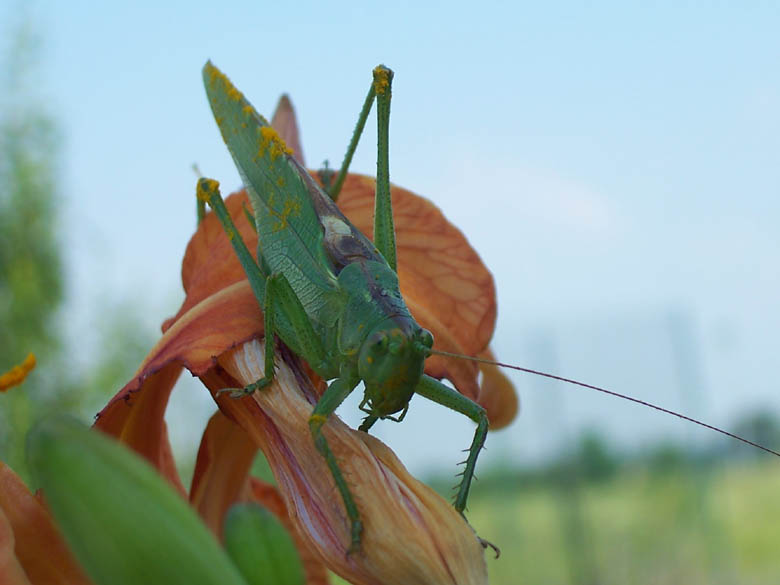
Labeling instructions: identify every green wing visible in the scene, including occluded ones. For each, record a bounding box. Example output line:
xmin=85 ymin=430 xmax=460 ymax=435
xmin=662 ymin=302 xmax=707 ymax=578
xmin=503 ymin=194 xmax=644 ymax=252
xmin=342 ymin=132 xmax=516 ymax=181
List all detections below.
xmin=203 ymin=62 xmax=342 ymax=326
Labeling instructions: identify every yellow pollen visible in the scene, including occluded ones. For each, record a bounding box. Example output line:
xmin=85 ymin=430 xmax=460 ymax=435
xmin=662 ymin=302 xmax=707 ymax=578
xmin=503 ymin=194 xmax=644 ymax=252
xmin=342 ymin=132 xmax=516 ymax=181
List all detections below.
xmin=373 ymin=66 xmax=391 ymax=95
xmin=196 ymin=178 xmax=220 ymax=202
xmin=206 ymin=64 xmax=220 ymax=86
xmin=226 ymin=85 xmax=243 ymax=102
xmin=0 ymin=353 xmax=37 ymax=392
xmin=270 ymin=198 xmax=302 ymax=232
xmin=258 ymin=126 xmax=293 ymax=161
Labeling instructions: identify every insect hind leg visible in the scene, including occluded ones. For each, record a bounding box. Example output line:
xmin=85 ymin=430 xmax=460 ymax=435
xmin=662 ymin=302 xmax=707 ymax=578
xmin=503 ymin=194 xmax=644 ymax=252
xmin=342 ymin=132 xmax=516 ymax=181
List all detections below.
xmin=414 ymin=375 xmax=489 ymax=514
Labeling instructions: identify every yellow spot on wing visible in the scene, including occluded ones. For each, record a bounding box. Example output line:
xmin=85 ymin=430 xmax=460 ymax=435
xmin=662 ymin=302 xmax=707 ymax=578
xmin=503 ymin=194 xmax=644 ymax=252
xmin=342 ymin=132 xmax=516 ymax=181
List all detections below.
xmin=0 ymin=353 xmax=36 ymax=392
xmin=206 ymin=64 xmax=220 ymax=86
xmin=227 ymin=85 xmax=243 ymax=102
xmin=269 ymin=197 xmax=302 ymax=232
xmin=208 ymin=64 xmax=244 ymax=103
xmin=258 ymin=126 xmax=293 ymax=161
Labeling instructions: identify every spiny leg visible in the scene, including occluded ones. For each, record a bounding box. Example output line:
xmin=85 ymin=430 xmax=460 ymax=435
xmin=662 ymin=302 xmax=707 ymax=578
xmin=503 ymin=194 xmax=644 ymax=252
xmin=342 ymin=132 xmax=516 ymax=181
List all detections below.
xmin=198 ymin=178 xmax=273 ymax=398
xmin=414 ymin=375 xmax=488 ymax=514
xmin=329 ymin=70 xmax=382 ymax=201
xmin=196 ymin=178 xmax=267 ymax=305
xmin=326 ymin=65 xmax=397 ymax=267
xmin=308 ymin=368 xmax=362 ymax=552
xmin=371 ymin=66 xmax=397 ymax=271
xmin=318 ymin=160 xmax=335 ymax=193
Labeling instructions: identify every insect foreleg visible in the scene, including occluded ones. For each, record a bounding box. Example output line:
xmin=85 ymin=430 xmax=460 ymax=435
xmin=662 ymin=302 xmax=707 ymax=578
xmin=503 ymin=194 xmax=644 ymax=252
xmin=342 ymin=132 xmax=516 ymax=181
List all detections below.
xmin=221 ymin=273 xmax=280 ymax=398
xmin=308 ymin=368 xmax=362 ymax=552
xmin=358 ymin=414 xmax=379 ymax=433
xmin=414 ymin=375 xmax=489 ymax=514
xmin=196 ymin=178 xmax=268 ymax=304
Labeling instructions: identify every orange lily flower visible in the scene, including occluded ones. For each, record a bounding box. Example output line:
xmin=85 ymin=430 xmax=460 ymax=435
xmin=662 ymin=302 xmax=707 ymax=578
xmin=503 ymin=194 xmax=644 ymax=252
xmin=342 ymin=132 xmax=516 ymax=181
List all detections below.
xmin=0 ymin=462 xmax=93 ymax=585
xmin=0 ymin=373 xmax=325 ymax=584
xmin=91 ymin=97 xmax=518 ymax=584
xmin=1 ymin=357 xmax=92 ymax=585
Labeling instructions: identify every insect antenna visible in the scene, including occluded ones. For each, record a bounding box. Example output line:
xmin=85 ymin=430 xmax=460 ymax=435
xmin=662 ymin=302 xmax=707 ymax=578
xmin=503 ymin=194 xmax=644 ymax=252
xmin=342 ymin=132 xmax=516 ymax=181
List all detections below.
xmin=429 ymin=348 xmax=780 ymax=458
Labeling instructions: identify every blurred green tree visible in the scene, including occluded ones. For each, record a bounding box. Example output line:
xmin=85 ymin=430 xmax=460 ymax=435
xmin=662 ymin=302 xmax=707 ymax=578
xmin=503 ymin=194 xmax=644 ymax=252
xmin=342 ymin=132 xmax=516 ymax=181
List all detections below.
xmin=0 ymin=13 xmax=154 ymax=483
xmin=0 ymin=16 xmax=65 ymax=479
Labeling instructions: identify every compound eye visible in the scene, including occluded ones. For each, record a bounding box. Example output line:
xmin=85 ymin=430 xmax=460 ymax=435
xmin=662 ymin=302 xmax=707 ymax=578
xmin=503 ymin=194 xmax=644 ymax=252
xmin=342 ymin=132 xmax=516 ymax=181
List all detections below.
xmin=419 ymin=329 xmax=434 ymax=349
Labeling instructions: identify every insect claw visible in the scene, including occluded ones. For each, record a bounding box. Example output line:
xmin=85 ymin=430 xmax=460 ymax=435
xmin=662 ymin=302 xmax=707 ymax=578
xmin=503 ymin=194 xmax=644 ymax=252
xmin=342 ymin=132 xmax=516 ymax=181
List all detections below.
xmin=215 ymin=387 xmax=241 ymax=398
xmin=479 ymin=537 xmax=501 ymax=559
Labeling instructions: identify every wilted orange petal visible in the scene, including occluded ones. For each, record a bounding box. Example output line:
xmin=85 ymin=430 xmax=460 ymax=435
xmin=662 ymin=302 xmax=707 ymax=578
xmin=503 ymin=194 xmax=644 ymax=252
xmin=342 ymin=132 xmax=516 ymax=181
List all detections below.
xmin=95 ymin=280 xmax=264 ymax=488
xmin=93 ymin=361 xmax=184 ymax=494
xmin=0 ymin=507 xmax=32 ymax=585
xmin=0 ymin=463 xmax=92 ymax=585
xmin=190 ymin=411 xmax=329 ymax=584
xmin=168 ymin=194 xmax=260 ymax=329
xmin=206 ymin=340 xmax=487 ymax=585
xmin=190 ymin=410 xmax=259 ymax=536
xmin=476 ymin=348 xmax=519 ymax=430
xmin=248 ymin=479 xmax=330 ymax=585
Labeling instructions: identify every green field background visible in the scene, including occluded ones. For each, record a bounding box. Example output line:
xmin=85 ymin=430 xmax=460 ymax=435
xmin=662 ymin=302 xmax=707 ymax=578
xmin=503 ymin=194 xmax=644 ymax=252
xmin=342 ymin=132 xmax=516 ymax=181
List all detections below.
xmin=465 ymin=461 xmax=780 ymax=585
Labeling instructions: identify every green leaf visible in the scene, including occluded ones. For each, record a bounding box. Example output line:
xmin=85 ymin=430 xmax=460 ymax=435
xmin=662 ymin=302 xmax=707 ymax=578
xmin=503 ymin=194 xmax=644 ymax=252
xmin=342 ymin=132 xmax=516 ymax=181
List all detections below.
xmin=223 ymin=502 xmax=305 ymax=585
xmin=26 ymin=417 xmax=248 ymax=585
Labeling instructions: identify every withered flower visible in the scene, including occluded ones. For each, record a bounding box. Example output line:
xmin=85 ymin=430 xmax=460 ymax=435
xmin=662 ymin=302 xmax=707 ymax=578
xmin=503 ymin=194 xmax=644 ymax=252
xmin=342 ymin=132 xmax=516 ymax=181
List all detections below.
xmin=91 ymin=98 xmax=517 ymax=584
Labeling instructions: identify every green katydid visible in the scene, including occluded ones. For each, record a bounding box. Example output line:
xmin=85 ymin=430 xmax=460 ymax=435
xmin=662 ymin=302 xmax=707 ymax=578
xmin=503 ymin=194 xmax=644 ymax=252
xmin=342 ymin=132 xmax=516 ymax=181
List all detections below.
xmin=196 ymin=61 xmax=780 ymax=555
xmin=197 ymin=62 xmax=489 ymax=552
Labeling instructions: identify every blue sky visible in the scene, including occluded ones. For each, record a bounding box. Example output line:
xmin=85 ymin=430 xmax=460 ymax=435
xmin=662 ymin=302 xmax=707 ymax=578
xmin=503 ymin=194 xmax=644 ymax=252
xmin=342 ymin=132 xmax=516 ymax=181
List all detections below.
xmin=3 ymin=1 xmax=779 ymax=472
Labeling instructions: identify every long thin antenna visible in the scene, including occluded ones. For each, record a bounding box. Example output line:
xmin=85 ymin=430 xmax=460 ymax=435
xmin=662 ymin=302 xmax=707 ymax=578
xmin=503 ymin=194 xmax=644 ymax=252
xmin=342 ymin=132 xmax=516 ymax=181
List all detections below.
xmin=430 ymin=348 xmax=780 ymax=458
